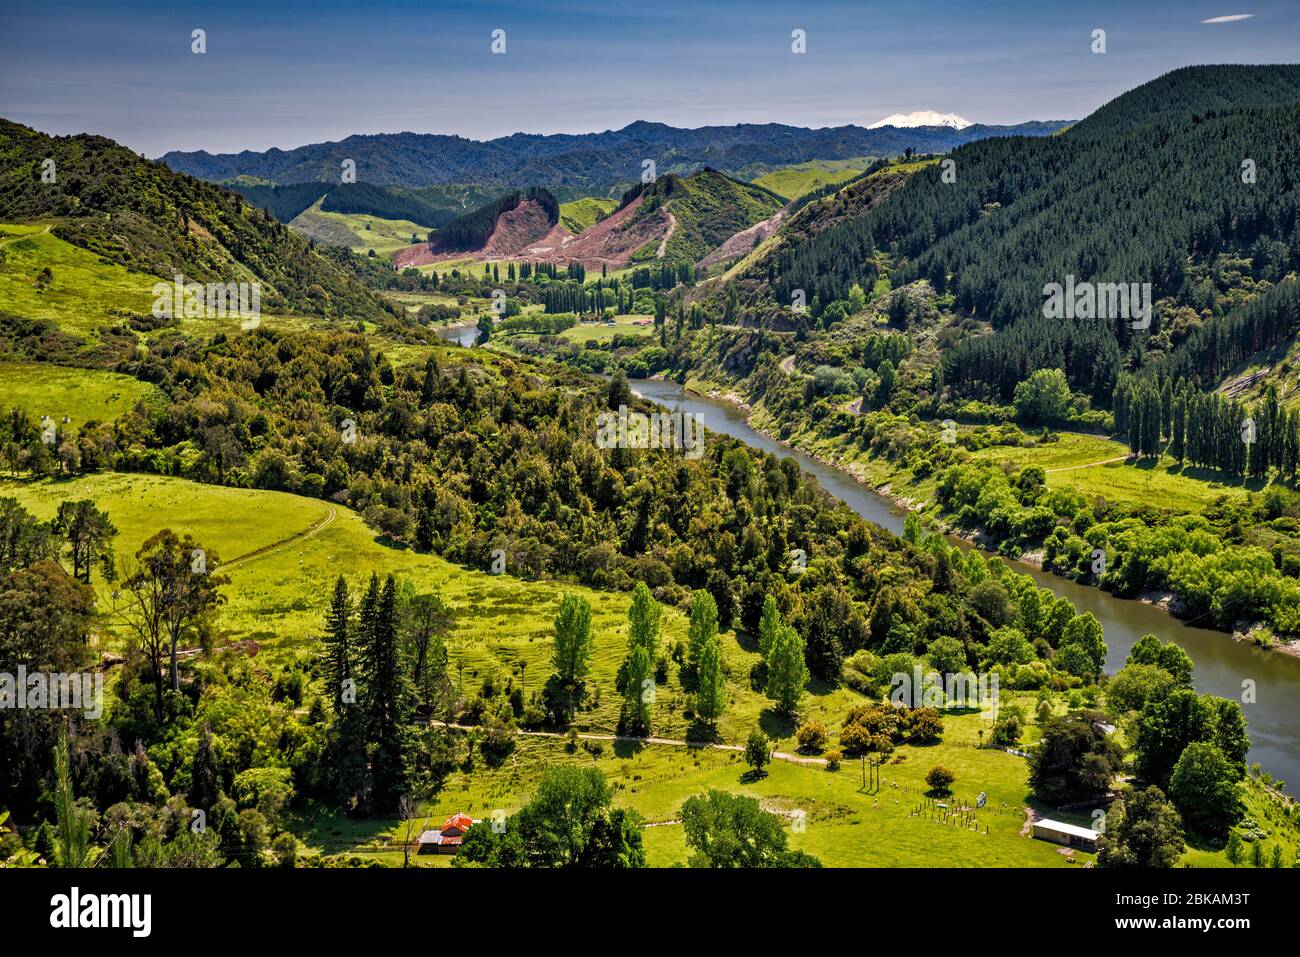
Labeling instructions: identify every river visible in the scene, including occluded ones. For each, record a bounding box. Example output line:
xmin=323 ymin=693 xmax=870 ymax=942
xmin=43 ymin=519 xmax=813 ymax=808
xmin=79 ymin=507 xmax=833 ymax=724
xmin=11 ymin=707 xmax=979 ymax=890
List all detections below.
xmin=629 ymin=377 xmax=1300 ymax=785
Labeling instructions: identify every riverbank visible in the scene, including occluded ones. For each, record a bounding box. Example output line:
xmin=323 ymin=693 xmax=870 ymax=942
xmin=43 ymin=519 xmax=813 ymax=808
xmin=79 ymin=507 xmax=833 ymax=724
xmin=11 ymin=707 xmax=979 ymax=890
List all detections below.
xmin=627 ymin=373 xmax=1300 ymax=783
xmin=672 ymin=373 xmax=1300 ymax=664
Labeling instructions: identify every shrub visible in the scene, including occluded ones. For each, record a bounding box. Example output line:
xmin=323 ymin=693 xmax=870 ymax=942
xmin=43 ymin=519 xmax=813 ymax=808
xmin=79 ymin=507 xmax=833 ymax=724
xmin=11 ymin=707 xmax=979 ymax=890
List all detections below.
xmin=795 ymin=721 xmax=829 ymax=754
xmin=989 ymin=715 xmax=1022 ymax=747
xmin=272 ymin=832 xmax=297 ymax=868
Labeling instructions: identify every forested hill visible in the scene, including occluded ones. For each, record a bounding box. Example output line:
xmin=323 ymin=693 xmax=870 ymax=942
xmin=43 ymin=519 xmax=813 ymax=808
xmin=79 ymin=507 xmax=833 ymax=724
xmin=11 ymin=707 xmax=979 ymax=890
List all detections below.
xmin=1071 ymin=64 xmax=1300 ymax=139
xmin=159 ymin=119 xmax=1073 ymax=189
xmin=629 ymin=169 xmax=786 ymax=264
xmin=225 ymin=180 xmax=504 ymax=229
xmin=0 ymin=119 xmax=392 ymax=322
xmin=707 ymin=65 xmax=1300 ymax=407
xmin=437 ymin=187 xmax=559 ymax=251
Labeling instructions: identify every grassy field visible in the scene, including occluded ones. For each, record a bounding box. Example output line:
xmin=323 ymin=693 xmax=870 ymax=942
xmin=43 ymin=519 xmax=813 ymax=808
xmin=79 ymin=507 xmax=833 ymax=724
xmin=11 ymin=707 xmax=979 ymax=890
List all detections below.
xmin=749 ymin=157 xmax=874 ymax=200
xmin=333 ymin=691 xmax=1300 ymax=870
xmin=559 ymin=197 xmax=618 ymax=233
xmin=290 ymin=201 xmax=434 ymax=257
xmin=0 ymin=221 xmax=318 ymax=341
xmin=379 ymin=288 xmax=466 ymax=318
xmin=311 ymin=718 xmax=1087 ymax=868
xmin=967 ymin=431 xmax=1257 ymax=512
xmin=558 ymin=314 xmax=655 ymax=344
xmin=0 ymin=362 xmax=160 ymax=424
xmin=0 ymin=224 xmax=158 ymax=336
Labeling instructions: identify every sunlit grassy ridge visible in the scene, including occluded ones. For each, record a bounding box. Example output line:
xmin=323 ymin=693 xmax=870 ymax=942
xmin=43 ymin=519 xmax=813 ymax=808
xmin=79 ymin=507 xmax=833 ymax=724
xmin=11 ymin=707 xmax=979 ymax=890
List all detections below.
xmin=559 ymin=197 xmax=618 ymax=233
xmin=0 ymin=221 xmax=319 ymax=342
xmin=290 ymin=200 xmax=435 ymax=257
xmin=749 ymin=157 xmax=874 ymax=200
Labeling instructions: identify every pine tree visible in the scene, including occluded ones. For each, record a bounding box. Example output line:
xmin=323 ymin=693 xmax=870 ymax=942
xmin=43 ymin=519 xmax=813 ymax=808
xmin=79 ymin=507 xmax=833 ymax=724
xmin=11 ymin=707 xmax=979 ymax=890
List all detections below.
xmin=359 ymin=574 xmax=411 ymax=811
xmin=189 ymin=722 xmax=220 ymax=811
xmin=322 ymin=575 xmax=353 ymax=711
xmin=420 ymin=356 xmax=440 ymax=404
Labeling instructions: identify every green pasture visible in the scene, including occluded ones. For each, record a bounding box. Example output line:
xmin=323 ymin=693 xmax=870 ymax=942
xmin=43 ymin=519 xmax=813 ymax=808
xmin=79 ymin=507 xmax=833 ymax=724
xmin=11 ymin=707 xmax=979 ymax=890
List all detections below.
xmin=969 ymin=431 xmax=1256 ymax=511
xmin=558 ymin=314 xmax=655 ymax=344
xmin=0 ymin=362 xmax=160 ymax=425
xmin=0 ymin=224 xmax=158 ymax=336
xmin=291 ymin=201 xmax=434 ymax=257
xmin=559 ymin=197 xmax=618 ymax=233
xmin=749 ymin=157 xmax=874 ymax=200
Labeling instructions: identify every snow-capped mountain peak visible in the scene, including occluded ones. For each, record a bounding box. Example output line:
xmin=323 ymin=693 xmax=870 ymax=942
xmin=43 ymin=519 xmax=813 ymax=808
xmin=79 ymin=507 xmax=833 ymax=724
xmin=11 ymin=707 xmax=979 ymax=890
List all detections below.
xmin=866 ymin=110 xmax=973 ymax=130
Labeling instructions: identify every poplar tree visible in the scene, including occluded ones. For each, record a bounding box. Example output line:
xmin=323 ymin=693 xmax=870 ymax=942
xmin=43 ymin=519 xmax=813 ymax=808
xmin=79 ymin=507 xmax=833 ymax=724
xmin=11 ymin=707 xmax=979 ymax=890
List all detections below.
xmin=766 ymin=624 xmax=811 ymax=717
xmin=694 ymin=633 xmax=725 ymax=724
xmin=627 ymin=581 xmax=661 ymax=661
xmin=687 ymin=589 xmax=718 ymax=668
xmin=552 ymin=593 xmax=594 ymax=683
xmin=621 ymin=645 xmax=653 ymax=734
xmin=757 ymin=594 xmax=781 ymax=660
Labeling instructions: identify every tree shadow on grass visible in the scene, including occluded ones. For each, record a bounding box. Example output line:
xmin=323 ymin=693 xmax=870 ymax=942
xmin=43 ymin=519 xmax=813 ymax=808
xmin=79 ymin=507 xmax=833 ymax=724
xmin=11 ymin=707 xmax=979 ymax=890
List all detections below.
xmin=292 ymin=802 xmax=403 ymax=852
xmin=1183 ymin=832 xmax=1228 ymax=854
xmin=677 ymin=664 xmax=698 ymax=693
xmin=734 ymin=627 xmax=761 ymax=655
xmin=758 ymin=709 xmax=796 ymax=741
xmin=480 ymin=743 xmax=516 ymax=770
xmin=613 ymin=737 xmax=646 ymax=760
xmin=1164 ymin=462 xmax=1269 ymax=492
xmin=807 ymin=676 xmax=838 ymax=696
xmin=685 ymin=720 xmax=722 ymax=745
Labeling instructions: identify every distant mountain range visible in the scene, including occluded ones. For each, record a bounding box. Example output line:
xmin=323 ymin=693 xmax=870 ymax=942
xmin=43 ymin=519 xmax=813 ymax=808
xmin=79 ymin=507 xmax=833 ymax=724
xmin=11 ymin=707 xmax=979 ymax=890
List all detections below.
xmin=160 ymin=119 xmax=1073 ymax=191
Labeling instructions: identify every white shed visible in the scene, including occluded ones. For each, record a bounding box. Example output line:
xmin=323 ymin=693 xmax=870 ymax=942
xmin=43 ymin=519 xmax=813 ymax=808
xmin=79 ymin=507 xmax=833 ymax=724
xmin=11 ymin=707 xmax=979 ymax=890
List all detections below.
xmin=1032 ymin=818 xmax=1099 ymax=851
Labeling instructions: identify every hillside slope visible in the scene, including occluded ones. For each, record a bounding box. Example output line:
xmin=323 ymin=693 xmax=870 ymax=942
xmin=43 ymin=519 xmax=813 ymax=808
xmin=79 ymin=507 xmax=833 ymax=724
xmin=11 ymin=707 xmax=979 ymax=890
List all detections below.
xmin=700 ymin=66 xmax=1300 ymax=403
xmin=0 ymin=119 xmax=390 ymax=322
xmin=393 ymin=188 xmax=565 ymax=267
xmin=528 ymin=169 xmax=784 ymax=270
xmin=226 ymin=179 xmax=503 ymax=229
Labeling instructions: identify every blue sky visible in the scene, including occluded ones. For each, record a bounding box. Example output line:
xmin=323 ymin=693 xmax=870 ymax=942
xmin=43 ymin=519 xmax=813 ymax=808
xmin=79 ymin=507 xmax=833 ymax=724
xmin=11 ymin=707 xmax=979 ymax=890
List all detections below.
xmin=1 ymin=0 xmax=1296 ymax=156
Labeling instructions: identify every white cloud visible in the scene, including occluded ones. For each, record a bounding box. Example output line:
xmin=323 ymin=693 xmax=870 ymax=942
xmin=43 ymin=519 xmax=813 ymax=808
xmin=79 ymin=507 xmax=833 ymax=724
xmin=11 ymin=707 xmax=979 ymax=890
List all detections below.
xmin=1201 ymin=14 xmax=1255 ymax=23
